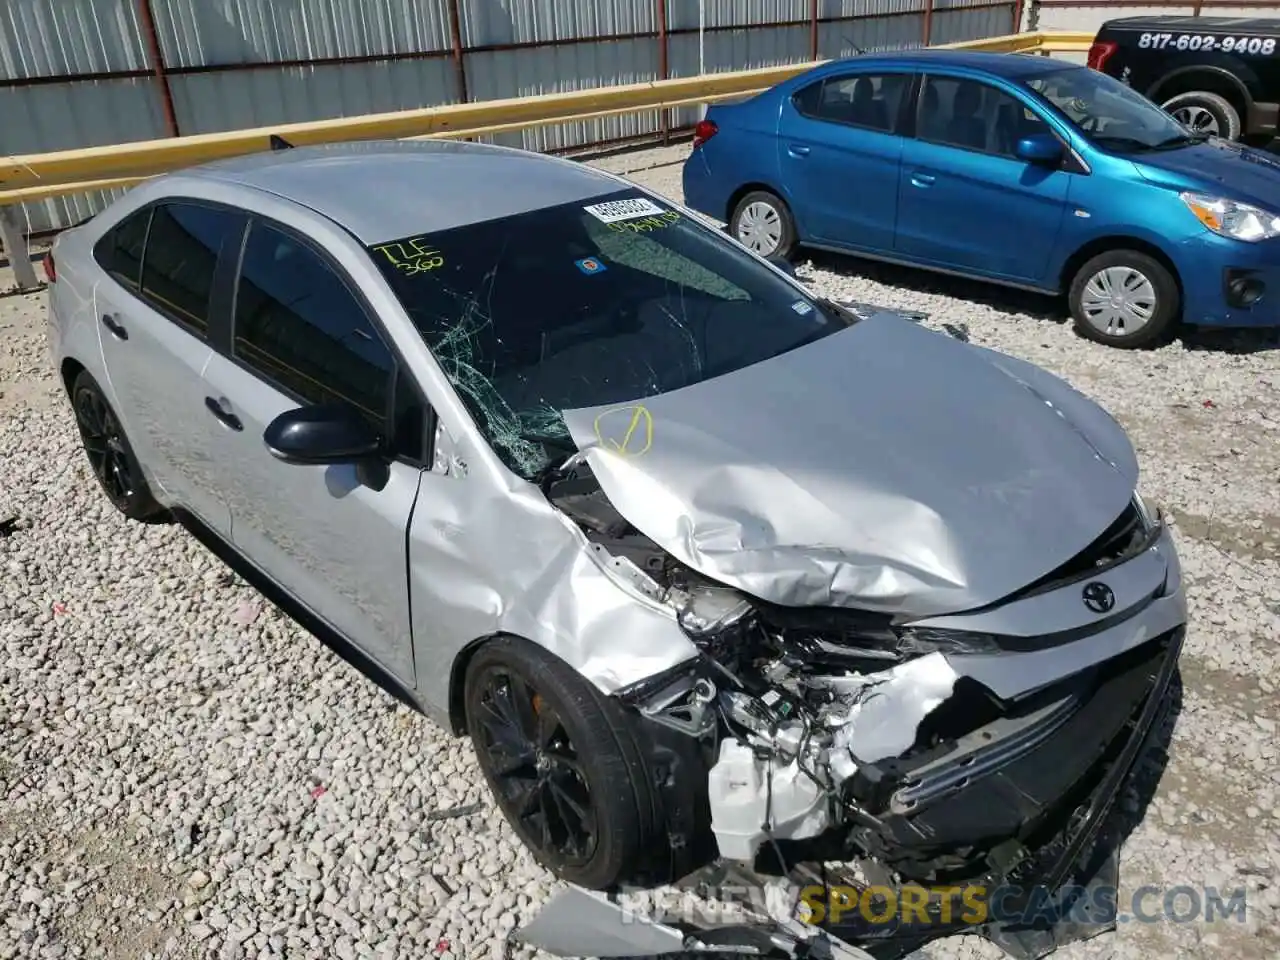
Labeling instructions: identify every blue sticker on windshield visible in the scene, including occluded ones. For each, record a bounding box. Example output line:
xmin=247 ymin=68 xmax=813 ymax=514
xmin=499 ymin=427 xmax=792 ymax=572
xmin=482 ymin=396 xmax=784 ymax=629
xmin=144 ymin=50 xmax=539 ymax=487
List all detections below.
xmin=576 ymin=257 xmax=607 ymax=275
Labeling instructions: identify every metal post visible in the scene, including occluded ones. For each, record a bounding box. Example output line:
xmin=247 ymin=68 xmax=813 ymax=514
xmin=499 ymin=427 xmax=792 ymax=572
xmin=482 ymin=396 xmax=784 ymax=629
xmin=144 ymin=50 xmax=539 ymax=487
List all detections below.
xmin=698 ymin=0 xmax=707 ymax=121
xmin=1012 ymin=0 xmax=1026 ymax=33
xmin=0 ymin=207 xmax=40 ymax=292
xmin=137 ymin=0 xmax=180 ymax=136
xmin=809 ymin=0 xmax=819 ymax=60
xmin=657 ymin=0 xmax=670 ymax=143
xmin=923 ymin=0 xmax=934 ymax=46
xmin=444 ymin=0 xmax=469 ymax=103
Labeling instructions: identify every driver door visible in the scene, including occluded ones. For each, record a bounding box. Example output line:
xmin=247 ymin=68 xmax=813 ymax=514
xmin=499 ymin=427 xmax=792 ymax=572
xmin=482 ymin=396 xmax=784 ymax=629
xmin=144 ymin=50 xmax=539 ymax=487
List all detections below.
xmin=895 ymin=74 xmax=1073 ymax=285
xmin=197 ymin=216 xmax=425 ymax=688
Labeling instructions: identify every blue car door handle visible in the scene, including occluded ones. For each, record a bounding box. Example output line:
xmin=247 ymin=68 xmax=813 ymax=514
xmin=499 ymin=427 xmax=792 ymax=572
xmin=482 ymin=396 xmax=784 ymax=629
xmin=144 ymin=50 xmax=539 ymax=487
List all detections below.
xmin=910 ymin=172 xmax=936 ymax=188
xmin=787 ymin=144 xmax=811 ymax=157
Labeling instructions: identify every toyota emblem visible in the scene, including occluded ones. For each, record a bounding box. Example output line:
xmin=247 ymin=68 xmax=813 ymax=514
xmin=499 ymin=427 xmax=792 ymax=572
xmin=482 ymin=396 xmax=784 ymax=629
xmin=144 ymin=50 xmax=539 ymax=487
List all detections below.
xmin=1081 ymin=581 xmax=1116 ymax=614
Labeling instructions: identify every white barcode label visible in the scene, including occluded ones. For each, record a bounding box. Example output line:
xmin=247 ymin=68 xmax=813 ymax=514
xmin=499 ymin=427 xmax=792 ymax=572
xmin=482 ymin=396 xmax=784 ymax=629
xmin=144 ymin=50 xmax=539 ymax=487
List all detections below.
xmin=584 ymin=197 xmax=668 ymax=223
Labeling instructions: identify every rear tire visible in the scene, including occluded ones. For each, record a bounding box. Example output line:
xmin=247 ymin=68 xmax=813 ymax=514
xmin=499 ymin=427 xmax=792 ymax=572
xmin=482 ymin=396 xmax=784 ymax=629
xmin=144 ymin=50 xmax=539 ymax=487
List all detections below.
xmin=1068 ymin=250 xmax=1179 ymax=349
xmin=463 ymin=636 xmax=663 ymax=891
xmin=729 ymin=190 xmax=797 ymax=260
xmin=1160 ymin=90 xmax=1241 ymax=141
xmin=70 ymin=370 xmax=165 ymax=521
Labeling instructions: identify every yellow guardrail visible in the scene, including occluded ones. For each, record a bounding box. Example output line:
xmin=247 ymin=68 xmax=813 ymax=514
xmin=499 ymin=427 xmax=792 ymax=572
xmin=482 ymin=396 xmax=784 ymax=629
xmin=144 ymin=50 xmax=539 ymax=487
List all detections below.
xmin=0 ymin=30 xmax=1092 ymax=208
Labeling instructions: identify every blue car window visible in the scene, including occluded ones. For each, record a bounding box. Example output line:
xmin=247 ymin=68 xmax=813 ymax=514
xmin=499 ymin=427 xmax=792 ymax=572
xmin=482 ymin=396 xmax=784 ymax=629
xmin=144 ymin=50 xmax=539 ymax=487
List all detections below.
xmin=917 ymin=76 xmax=1049 ymax=157
xmin=793 ymin=74 xmax=911 ymax=134
xmin=1024 ymin=66 xmax=1191 ymax=151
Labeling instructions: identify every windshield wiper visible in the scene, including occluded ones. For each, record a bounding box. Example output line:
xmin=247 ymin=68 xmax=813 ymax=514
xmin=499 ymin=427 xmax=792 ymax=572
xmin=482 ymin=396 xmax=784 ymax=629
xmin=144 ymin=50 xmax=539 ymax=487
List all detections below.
xmin=817 ymin=297 xmax=862 ymax=326
xmin=1092 ymin=131 xmax=1208 ymax=152
xmin=1149 ymin=132 xmax=1210 ymax=149
xmin=1090 ymin=134 xmax=1157 ymax=152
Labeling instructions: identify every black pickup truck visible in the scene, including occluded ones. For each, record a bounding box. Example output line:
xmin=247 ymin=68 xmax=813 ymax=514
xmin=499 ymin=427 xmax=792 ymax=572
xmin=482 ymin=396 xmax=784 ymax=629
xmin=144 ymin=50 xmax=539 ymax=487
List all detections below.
xmin=1088 ymin=16 xmax=1280 ymax=143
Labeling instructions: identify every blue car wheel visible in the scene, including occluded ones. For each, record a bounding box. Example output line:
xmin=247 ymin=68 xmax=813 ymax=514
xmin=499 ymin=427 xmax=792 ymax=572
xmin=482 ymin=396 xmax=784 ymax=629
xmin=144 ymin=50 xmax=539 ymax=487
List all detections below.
xmin=729 ymin=190 xmax=797 ymax=260
xmin=1068 ymin=249 xmax=1180 ymax=349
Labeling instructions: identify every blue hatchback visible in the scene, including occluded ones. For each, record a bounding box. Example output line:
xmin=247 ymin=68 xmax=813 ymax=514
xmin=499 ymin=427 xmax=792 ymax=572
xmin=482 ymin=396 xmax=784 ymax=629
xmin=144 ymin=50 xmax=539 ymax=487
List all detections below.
xmin=682 ymin=49 xmax=1280 ymax=348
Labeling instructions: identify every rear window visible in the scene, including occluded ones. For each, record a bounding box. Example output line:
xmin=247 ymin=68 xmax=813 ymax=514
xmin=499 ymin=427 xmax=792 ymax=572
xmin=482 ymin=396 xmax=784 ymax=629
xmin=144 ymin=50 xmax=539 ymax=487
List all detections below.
xmin=368 ymin=189 xmax=845 ymax=479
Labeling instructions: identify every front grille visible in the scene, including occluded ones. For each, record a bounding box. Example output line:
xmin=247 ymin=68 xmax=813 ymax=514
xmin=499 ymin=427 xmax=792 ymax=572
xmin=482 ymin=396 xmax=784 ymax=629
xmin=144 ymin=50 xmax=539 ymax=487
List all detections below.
xmin=1015 ymin=499 xmax=1147 ymax=599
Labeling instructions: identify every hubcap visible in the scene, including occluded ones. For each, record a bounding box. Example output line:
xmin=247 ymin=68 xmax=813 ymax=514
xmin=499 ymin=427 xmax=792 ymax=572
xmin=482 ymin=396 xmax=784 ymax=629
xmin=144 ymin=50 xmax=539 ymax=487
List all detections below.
xmin=736 ymin=201 xmax=783 ymax=255
xmin=74 ymin=388 xmax=136 ymax=505
xmin=1168 ymin=103 xmax=1219 ymax=136
xmin=473 ymin=669 xmax=596 ymax=866
xmin=1080 ymin=266 xmax=1158 ymax=337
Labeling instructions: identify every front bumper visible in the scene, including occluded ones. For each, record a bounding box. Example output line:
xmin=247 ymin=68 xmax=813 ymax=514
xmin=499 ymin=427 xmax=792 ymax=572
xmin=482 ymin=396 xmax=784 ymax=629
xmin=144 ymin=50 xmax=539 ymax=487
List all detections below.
xmin=516 ymin=625 xmax=1183 ymax=959
xmin=1176 ymin=230 xmax=1280 ymax=328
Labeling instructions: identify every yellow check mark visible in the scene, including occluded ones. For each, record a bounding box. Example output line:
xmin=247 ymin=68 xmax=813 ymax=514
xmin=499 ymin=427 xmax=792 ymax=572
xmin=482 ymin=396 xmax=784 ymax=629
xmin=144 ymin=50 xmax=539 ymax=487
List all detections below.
xmin=592 ymin=405 xmax=653 ymax=457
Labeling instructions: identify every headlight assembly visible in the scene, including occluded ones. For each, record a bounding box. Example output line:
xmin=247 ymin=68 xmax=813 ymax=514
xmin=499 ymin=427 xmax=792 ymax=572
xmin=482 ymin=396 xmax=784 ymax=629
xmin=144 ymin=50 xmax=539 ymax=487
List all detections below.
xmin=1180 ymin=191 xmax=1280 ymax=242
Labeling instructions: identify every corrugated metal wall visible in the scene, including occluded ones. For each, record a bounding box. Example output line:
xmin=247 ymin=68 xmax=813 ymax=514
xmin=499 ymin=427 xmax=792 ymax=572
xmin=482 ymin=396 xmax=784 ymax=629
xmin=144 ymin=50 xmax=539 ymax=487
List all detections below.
xmin=1 ymin=0 xmax=1016 ymax=234
xmin=1030 ymin=0 xmax=1280 ymax=35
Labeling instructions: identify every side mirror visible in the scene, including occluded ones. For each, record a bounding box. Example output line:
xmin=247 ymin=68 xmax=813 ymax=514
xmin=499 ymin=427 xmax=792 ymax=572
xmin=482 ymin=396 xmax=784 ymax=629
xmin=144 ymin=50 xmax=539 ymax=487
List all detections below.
xmin=1015 ymin=132 xmax=1064 ymax=166
xmin=264 ymin=403 xmax=385 ymax=465
xmin=766 ymin=254 xmax=797 ymax=277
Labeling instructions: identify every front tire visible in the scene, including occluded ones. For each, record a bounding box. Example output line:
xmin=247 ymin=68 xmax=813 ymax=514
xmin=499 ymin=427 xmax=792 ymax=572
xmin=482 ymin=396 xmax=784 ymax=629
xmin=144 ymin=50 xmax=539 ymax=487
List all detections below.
xmin=463 ymin=636 xmax=662 ymax=890
xmin=1161 ymin=90 xmax=1242 ymax=141
xmin=1068 ymin=250 xmax=1179 ymax=349
xmin=70 ymin=370 xmax=165 ymax=521
xmin=729 ymin=190 xmax=797 ymax=260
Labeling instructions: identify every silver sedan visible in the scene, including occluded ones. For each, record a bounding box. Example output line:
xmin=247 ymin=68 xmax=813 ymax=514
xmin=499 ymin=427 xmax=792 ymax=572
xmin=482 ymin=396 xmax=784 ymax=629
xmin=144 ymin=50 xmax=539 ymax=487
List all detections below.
xmin=47 ymin=138 xmax=1185 ymax=959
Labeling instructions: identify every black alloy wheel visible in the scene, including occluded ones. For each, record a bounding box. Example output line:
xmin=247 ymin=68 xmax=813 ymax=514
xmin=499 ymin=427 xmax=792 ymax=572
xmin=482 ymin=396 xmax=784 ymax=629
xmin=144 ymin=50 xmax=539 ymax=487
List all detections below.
xmin=470 ymin=664 xmax=597 ymax=868
xmin=75 ymin=383 xmax=136 ymax=506
xmin=70 ymin=370 xmax=163 ymax=521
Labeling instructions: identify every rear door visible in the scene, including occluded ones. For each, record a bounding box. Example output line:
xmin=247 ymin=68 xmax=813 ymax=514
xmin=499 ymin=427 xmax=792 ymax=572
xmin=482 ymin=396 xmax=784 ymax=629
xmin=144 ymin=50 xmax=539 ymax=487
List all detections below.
xmin=197 ymin=215 xmax=424 ymax=687
xmin=92 ymin=200 xmax=245 ymax=533
xmin=776 ymin=69 xmax=913 ymax=250
xmin=894 ymin=73 xmax=1072 ymax=285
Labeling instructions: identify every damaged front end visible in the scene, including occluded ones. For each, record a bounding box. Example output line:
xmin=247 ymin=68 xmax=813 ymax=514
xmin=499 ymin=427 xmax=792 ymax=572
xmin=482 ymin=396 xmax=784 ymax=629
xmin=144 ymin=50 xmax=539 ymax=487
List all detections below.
xmin=521 ymin=451 xmax=1184 ymax=959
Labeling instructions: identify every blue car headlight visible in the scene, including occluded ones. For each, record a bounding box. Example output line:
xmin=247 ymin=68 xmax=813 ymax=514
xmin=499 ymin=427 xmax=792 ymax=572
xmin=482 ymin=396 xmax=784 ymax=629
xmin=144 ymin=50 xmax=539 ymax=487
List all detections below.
xmin=1181 ymin=191 xmax=1280 ymax=242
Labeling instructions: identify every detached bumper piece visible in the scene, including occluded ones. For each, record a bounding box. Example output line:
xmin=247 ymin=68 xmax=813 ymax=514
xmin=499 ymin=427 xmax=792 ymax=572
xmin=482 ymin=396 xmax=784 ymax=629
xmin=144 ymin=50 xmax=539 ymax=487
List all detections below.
xmin=516 ymin=628 xmax=1183 ymax=960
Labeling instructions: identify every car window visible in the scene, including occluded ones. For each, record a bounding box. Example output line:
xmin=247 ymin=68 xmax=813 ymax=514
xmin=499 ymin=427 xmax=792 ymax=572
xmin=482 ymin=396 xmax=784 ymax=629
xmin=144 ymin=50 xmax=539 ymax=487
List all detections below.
xmin=1023 ymin=66 xmax=1191 ymax=152
xmin=138 ymin=202 xmax=244 ymax=337
xmin=93 ymin=207 xmax=151 ymax=291
xmin=793 ymin=73 xmax=910 ymax=133
xmin=367 ymin=190 xmax=850 ymax=481
xmin=917 ymin=76 xmax=1050 ymax=157
xmin=233 ymin=220 xmax=394 ymax=424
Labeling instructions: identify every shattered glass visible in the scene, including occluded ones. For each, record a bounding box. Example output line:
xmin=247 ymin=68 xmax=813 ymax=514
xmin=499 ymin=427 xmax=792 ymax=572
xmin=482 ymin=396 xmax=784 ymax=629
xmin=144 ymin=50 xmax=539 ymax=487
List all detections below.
xmin=367 ymin=189 xmax=846 ymax=480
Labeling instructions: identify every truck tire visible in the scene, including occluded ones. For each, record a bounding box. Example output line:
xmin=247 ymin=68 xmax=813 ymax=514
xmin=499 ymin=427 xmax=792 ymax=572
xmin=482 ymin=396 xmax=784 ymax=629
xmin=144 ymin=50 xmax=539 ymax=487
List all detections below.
xmin=1160 ymin=90 xmax=1242 ymax=141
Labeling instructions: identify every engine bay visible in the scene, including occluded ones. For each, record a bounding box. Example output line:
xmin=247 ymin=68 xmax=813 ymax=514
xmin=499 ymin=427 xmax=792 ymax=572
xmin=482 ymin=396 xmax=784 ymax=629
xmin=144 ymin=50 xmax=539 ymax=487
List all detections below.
xmin=549 ymin=478 xmax=1096 ymax=884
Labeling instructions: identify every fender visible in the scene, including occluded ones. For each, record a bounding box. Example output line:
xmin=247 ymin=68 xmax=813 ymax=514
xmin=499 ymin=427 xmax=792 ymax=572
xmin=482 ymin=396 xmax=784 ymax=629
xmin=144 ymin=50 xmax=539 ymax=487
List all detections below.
xmin=1147 ymin=63 xmax=1256 ymax=105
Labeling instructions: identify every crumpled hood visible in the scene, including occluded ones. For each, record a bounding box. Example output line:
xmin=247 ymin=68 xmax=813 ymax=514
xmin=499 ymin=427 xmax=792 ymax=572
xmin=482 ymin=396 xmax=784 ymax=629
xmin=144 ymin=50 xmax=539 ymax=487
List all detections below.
xmin=561 ymin=314 xmax=1138 ymax=618
xmin=1133 ymin=137 xmax=1280 ymax=207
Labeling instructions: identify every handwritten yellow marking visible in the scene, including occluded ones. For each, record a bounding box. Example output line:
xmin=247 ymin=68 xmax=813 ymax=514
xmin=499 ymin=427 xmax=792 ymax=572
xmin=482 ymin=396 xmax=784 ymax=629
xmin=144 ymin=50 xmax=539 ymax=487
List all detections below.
xmin=371 ymin=236 xmax=445 ymax=276
xmin=607 ymin=211 xmax=681 ymax=235
xmin=593 ymin=404 xmax=653 ymax=457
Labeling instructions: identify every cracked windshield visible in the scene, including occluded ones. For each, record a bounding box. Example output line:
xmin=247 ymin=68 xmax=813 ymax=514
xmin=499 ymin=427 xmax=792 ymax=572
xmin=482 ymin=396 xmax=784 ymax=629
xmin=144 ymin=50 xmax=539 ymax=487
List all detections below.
xmin=368 ymin=189 xmax=846 ymax=479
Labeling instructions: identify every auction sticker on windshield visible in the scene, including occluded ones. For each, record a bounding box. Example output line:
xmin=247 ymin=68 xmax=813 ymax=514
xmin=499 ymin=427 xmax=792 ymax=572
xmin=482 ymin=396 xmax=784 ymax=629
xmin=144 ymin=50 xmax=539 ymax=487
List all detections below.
xmin=1137 ymin=31 xmax=1277 ymax=54
xmin=584 ymin=197 xmax=669 ymax=223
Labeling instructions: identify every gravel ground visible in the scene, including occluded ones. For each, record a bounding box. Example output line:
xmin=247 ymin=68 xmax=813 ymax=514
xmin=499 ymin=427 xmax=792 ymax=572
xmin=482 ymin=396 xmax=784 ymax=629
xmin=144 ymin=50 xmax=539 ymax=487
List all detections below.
xmin=2 ymin=142 xmax=1279 ymax=960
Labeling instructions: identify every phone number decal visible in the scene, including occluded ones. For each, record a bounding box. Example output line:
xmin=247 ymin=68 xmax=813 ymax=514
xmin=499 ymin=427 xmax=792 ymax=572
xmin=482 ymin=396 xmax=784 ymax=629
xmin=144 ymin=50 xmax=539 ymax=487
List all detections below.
xmin=1138 ymin=32 xmax=1278 ymax=54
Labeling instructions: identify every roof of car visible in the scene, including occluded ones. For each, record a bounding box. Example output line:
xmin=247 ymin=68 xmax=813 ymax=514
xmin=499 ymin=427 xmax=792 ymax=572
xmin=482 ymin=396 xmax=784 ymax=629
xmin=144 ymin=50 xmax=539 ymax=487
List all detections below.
xmin=815 ymin=49 xmax=1080 ymax=79
xmin=182 ymin=139 xmax=628 ymax=244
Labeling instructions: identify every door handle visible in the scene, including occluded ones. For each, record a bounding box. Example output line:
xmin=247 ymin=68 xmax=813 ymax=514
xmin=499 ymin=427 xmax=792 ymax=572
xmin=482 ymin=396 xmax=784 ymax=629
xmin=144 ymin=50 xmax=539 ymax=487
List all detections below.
xmin=100 ymin=314 xmax=128 ymax=340
xmin=204 ymin=396 xmax=243 ymax=432
xmin=787 ymin=144 xmax=811 ymax=157
xmin=910 ymin=173 xmax=936 ymax=188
